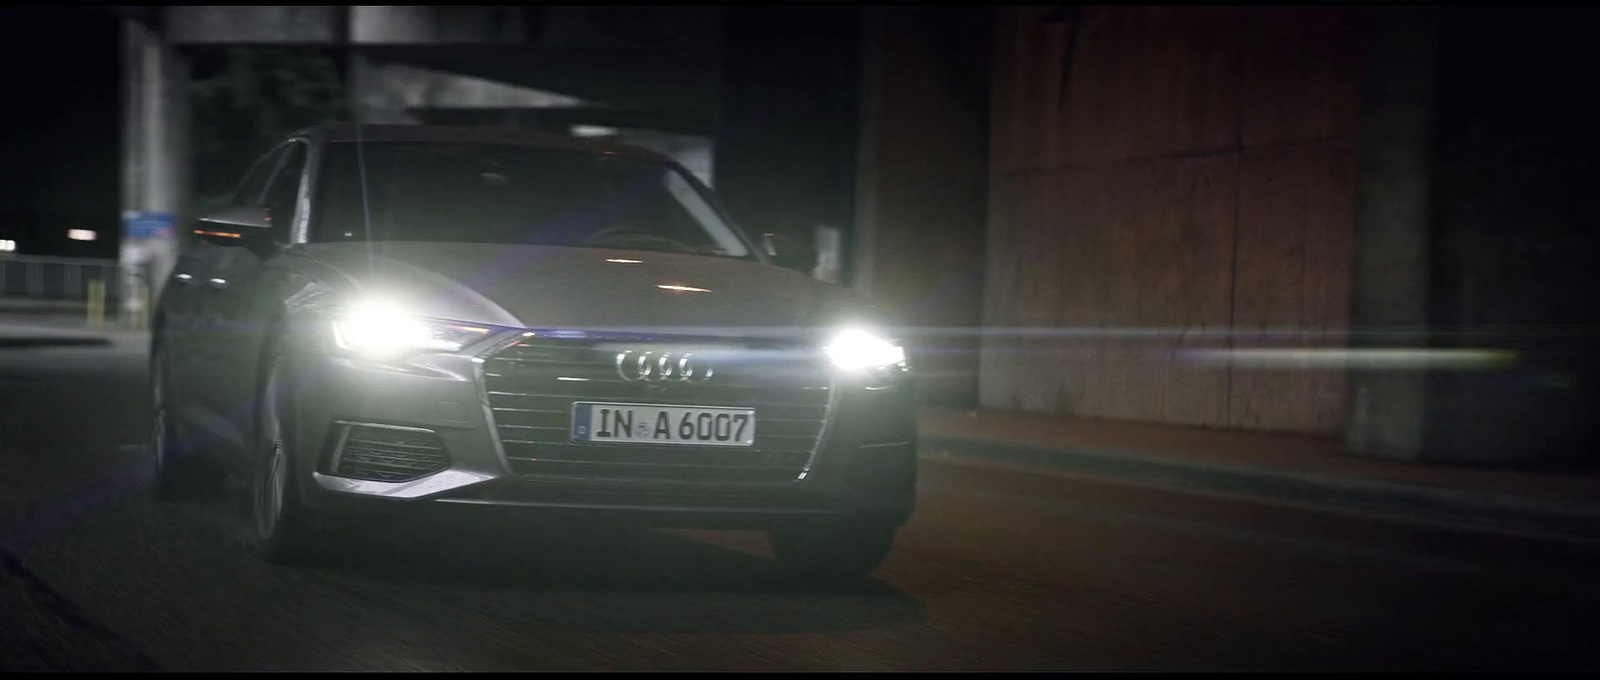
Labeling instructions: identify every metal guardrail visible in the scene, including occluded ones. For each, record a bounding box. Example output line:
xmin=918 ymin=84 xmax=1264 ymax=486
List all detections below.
xmin=0 ymin=254 xmax=124 ymax=302
xmin=0 ymin=254 xmax=149 ymax=327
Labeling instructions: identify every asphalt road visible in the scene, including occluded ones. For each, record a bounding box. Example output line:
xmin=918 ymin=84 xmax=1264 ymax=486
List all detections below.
xmin=3 ymin=336 xmax=1599 ymax=672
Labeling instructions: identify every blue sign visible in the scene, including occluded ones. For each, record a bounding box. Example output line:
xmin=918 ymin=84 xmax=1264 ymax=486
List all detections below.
xmin=125 ymin=211 xmax=175 ymax=239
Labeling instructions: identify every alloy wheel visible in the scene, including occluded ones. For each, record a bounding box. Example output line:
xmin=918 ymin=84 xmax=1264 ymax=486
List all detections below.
xmin=253 ymin=361 xmax=288 ymax=540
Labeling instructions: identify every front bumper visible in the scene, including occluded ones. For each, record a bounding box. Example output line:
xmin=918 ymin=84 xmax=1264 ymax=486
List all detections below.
xmin=289 ymin=333 xmax=917 ymax=529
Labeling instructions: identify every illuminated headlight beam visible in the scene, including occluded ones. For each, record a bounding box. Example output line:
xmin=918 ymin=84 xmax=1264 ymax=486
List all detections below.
xmin=1182 ymin=348 xmax=1520 ymax=371
xmin=331 ymin=299 xmax=490 ymax=360
xmin=824 ymin=328 xmax=907 ymax=371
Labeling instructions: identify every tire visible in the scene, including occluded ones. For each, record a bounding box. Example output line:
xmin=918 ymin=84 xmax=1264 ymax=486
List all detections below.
xmin=249 ymin=346 xmax=322 ymax=564
xmin=150 ymin=350 xmax=217 ymax=502
xmin=767 ymin=517 xmax=899 ymax=584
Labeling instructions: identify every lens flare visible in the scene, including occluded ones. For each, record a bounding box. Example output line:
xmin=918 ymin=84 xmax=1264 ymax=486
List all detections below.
xmin=824 ymin=328 xmax=906 ymax=371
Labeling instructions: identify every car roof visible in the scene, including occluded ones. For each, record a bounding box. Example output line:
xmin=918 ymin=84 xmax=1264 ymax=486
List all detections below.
xmin=287 ymin=123 xmax=678 ymax=165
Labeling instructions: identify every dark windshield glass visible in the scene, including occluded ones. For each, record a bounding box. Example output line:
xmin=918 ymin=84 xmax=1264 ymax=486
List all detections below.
xmin=311 ymin=141 xmax=753 ymax=259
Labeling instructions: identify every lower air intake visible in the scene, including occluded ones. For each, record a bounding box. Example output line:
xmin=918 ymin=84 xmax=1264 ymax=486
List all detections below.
xmin=332 ymin=424 xmax=450 ymax=482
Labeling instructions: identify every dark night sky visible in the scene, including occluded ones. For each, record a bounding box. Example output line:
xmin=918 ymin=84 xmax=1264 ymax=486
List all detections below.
xmin=0 ymin=7 xmax=121 ymax=260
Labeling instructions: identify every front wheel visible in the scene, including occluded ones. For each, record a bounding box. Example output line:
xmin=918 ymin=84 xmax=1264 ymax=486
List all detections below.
xmin=767 ymin=517 xmax=900 ymax=583
xmin=249 ymin=349 xmax=321 ymax=564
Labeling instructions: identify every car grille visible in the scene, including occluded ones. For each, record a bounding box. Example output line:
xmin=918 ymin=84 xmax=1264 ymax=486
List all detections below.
xmin=480 ymin=335 xmax=832 ymax=483
xmin=333 ymin=424 xmax=451 ymax=482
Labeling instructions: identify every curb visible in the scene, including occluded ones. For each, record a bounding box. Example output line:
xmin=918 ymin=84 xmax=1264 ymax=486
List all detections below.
xmin=0 ymin=337 xmax=110 ymax=350
xmin=0 ymin=308 xmax=88 ymax=316
xmin=920 ymin=435 xmax=1600 ymax=544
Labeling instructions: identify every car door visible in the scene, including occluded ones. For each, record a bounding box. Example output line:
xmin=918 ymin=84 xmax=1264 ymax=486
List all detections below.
xmin=158 ymin=242 xmax=215 ymax=409
xmin=187 ymin=143 xmax=293 ymax=448
xmin=195 ymin=139 xmax=310 ymax=455
xmin=166 ymin=146 xmax=282 ymax=439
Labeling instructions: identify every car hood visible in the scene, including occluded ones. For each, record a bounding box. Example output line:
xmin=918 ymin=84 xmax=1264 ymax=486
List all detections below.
xmin=294 ymin=242 xmax=872 ymax=337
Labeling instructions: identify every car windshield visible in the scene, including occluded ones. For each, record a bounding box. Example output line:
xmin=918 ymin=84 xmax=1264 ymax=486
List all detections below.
xmin=310 ymin=141 xmax=754 ymax=260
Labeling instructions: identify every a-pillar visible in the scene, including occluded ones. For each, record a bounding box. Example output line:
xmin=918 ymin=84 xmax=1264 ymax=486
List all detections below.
xmin=120 ymin=18 xmax=189 ymax=321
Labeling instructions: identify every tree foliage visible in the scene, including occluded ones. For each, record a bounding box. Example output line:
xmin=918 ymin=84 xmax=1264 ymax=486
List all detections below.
xmin=190 ymin=48 xmax=348 ymax=213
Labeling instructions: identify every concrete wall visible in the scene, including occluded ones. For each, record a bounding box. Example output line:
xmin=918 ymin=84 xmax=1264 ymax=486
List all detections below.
xmin=1343 ymin=7 xmax=1437 ymax=461
xmin=981 ymin=7 xmax=1362 ymax=435
xmin=855 ymin=8 xmax=992 ymax=406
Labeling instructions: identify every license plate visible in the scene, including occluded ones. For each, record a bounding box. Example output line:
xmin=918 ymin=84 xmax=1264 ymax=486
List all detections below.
xmin=571 ymin=402 xmax=756 ymax=447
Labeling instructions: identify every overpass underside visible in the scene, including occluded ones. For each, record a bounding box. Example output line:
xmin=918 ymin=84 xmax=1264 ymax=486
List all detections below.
xmin=117 ymin=6 xmax=736 ymax=310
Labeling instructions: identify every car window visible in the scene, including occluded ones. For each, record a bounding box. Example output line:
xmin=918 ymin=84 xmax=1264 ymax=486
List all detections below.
xmin=310 ymin=141 xmax=754 ymax=260
xmin=231 ymin=146 xmax=283 ymax=208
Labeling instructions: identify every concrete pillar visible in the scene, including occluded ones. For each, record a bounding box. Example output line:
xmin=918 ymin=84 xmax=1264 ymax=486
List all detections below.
xmin=852 ymin=8 xmax=992 ymax=407
xmin=852 ymin=8 xmax=885 ymax=298
xmin=120 ymin=18 xmax=190 ymax=320
xmin=1344 ymin=7 xmax=1439 ymax=460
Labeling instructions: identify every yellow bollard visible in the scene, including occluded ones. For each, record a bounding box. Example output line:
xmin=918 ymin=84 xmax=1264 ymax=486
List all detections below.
xmin=130 ymin=280 xmax=148 ymax=330
xmin=87 ymin=279 xmax=105 ymax=328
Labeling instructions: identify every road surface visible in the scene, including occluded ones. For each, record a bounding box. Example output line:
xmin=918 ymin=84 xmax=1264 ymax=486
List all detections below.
xmin=2 ymin=337 xmax=1598 ymax=671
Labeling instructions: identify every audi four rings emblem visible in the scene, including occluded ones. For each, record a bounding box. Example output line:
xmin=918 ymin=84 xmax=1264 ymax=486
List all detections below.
xmin=616 ymin=350 xmax=714 ymax=383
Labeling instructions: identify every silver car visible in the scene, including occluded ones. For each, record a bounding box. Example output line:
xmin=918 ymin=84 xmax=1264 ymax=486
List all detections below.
xmin=149 ymin=124 xmax=917 ymax=580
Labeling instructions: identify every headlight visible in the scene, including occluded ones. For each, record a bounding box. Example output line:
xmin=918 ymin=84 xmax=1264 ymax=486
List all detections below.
xmin=823 ymin=328 xmax=907 ymax=372
xmin=331 ymin=299 xmax=490 ymax=359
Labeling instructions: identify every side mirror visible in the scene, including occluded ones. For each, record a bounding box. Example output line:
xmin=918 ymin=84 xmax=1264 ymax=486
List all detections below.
xmin=762 ymin=232 xmax=818 ymax=275
xmin=193 ymin=206 xmax=280 ymax=253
